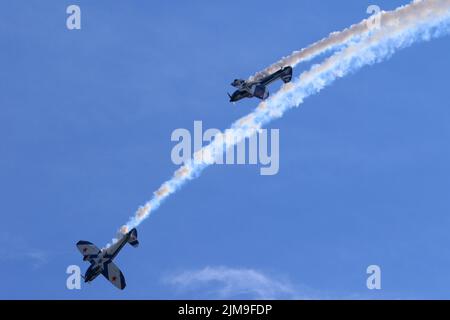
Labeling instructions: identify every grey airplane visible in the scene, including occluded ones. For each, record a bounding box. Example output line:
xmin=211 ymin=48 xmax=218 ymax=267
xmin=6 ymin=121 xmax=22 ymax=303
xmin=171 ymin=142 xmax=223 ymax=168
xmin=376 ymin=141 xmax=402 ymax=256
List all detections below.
xmin=76 ymin=228 xmax=139 ymax=290
xmin=228 ymin=66 xmax=293 ymax=103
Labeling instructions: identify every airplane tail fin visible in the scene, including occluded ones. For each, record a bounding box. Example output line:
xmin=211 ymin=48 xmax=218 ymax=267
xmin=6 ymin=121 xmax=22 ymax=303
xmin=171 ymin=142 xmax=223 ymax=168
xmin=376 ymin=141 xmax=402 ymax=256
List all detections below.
xmin=281 ymin=66 xmax=293 ymax=83
xmin=127 ymin=228 xmax=139 ymax=248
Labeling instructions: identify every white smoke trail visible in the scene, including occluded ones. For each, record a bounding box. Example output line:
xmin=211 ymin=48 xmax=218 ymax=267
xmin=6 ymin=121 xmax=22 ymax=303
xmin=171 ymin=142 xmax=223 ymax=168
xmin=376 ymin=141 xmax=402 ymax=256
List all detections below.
xmin=114 ymin=0 xmax=450 ymax=241
xmin=248 ymin=0 xmax=447 ymax=82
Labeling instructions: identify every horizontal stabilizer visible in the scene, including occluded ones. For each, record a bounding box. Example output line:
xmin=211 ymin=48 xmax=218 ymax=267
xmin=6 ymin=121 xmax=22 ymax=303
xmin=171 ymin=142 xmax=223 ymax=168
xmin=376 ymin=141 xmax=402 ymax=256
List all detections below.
xmin=281 ymin=66 xmax=293 ymax=83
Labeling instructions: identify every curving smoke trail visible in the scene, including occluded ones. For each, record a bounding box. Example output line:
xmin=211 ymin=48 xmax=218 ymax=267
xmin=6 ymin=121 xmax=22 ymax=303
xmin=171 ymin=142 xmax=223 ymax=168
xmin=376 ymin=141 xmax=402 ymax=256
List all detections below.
xmin=113 ymin=0 xmax=450 ymax=242
xmin=248 ymin=0 xmax=448 ymax=82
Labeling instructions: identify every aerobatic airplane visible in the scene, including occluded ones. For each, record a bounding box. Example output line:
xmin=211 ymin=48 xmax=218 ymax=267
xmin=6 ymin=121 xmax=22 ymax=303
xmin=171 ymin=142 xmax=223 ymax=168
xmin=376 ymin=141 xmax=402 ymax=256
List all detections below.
xmin=76 ymin=228 xmax=139 ymax=290
xmin=228 ymin=66 xmax=293 ymax=103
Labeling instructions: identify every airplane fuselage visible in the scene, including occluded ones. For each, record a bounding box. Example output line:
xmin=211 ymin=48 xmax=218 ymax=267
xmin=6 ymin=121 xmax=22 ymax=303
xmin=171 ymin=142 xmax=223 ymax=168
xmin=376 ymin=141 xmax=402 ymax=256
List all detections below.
xmin=82 ymin=231 xmax=132 ymax=283
xmin=229 ymin=66 xmax=293 ymax=103
xmin=76 ymin=228 xmax=139 ymax=289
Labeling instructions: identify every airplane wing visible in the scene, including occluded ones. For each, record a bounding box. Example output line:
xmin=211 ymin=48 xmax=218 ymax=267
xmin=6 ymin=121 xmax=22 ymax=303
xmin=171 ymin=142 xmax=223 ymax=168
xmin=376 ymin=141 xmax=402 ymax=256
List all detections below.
xmin=260 ymin=67 xmax=293 ymax=86
xmin=101 ymin=261 xmax=126 ymax=290
xmin=76 ymin=240 xmax=101 ymax=261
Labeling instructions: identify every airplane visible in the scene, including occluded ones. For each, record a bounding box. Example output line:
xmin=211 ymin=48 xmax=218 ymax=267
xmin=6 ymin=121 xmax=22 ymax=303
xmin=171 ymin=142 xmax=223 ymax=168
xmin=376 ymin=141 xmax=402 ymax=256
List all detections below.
xmin=228 ymin=66 xmax=293 ymax=103
xmin=76 ymin=228 xmax=139 ymax=290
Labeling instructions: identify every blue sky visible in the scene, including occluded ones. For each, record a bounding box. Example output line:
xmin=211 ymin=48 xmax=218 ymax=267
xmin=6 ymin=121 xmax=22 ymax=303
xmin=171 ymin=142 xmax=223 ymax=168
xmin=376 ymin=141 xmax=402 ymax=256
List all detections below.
xmin=1 ymin=0 xmax=450 ymax=299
